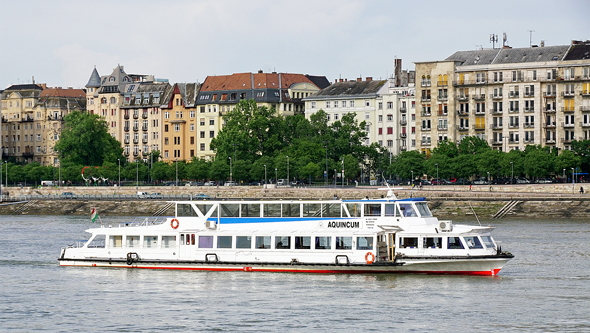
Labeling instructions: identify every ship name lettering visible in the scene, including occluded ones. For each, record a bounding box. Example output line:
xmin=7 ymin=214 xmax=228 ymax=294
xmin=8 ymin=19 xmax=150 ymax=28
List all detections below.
xmin=327 ymin=221 xmax=360 ymax=228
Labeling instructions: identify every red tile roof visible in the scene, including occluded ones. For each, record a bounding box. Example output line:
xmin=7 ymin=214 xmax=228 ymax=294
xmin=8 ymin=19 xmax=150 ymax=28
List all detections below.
xmin=201 ymin=72 xmax=319 ymax=91
xmin=40 ymin=87 xmax=86 ymax=98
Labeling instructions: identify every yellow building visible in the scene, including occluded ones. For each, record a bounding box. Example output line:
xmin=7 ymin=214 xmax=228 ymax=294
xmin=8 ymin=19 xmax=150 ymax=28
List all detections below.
xmin=160 ymin=83 xmax=200 ymax=162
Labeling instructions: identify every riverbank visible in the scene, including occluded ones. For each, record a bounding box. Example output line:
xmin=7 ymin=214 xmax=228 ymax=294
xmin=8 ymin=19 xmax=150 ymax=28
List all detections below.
xmin=1 ymin=184 xmax=589 ymax=219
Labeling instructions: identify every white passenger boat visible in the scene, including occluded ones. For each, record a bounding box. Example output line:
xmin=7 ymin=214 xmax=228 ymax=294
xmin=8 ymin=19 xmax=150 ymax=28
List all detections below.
xmin=58 ymin=190 xmax=513 ymax=275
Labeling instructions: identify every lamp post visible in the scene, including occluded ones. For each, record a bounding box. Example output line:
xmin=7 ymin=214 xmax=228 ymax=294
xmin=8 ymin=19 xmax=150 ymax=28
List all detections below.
xmin=435 ymin=163 xmax=439 ymax=186
xmin=323 ymin=141 xmax=328 ymax=186
xmin=411 ymin=170 xmax=414 ymax=198
xmin=572 ymin=167 xmax=575 ymax=193
xmin=0 ymin=161 xmax=2 ymax=199
xmin=229 ymin=157 xmax=232 ymax=183
xmin=334 ymin=168 xmax=336 ymax=186
xmin=563 ymin=168 xmax=565 ymax=179
xmin=510 ymin=161 xmax=514 ymax=184
xmin=175 ymin=158 xmax=178 ymax=187
xmin=286 ymin=156 xmax=289 ymax=185
xmin=264 ymin=164 xmax=267 ymax=188
xmin=341 ymin=158 xmax=344 ymax=188
xmin=275 ymin=168 xmax=277 ymax=185
xmin=487 ymin=171 xmax=491 ymax=191
xmin=117 ymin=159 xmax=121 ymax=187
xmin=136 ymin=159 xmax=139 ymax=192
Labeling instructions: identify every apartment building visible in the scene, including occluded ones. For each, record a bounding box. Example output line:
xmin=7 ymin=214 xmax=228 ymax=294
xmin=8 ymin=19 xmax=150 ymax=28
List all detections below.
xmin=303 ymin=70 xmax=416 ymax=155
xmin=85 ymin=65 xmax=169 ymax=162
xmin=415 ymin=40 xmax=590 ymax=154
xmin=160 ymin=83 xmax=200 ymax=162
xmin=1 ymin=84 xmax=85 ymax=165
xmin=195 ymin=71 xmax=330 ymax=160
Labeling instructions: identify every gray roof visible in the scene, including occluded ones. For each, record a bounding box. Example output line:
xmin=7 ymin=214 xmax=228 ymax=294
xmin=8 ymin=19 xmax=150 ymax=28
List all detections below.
xmin=85 ymin=67 xmax=101 ymax=88
xmin=446 ymin=45 xmax=571 ymax=66
xmin=564 ymin=42 xmax=590 ymax=60
xmin=312 ymin=80 xmax=387 ymax=98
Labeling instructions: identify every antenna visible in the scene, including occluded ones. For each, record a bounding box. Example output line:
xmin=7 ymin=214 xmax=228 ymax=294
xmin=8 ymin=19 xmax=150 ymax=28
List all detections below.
xmin=489 ymin=34 xmax=498 ymax=49
xmin=527 ymin=30 xmax=535 ymax=47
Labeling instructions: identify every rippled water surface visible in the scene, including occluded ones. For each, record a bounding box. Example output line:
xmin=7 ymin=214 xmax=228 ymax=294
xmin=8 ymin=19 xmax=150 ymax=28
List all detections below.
xmin=1 ymin=215 xmax=589 ymax=332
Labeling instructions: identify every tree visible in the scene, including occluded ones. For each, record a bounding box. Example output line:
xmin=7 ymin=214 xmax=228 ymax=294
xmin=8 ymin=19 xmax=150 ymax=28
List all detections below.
xmin=523 ymin=147 xmax=554 ymax=179
xmin=554 ymin=150 xmax=581 ymax=175
xmin=458 ymin=136 xmax=490 ymax=155
xmin=393 ymin=151 xmax=425 ymax=180
xmin=301 ymin=162 xmax=321 ymax=181
xmin=54 ymin=111 xmax=124 ymax=166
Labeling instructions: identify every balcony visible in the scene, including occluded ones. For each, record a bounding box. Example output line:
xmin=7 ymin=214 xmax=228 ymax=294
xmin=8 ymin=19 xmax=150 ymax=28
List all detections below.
xmin=562 ymin=107 xmax=575 ymax=113
xmin=543 ymin=91 xmax=556 ymax=98
xmin=142 ymin=113 xmax=148 ymax=119
xmin=437 ymin=95 xmax=448 ymax=102
xmin=491 ymin=139 xmax=503 ymax=145
xmin=124 ymin=138 xmax=130 ymax=144
xmin=491 ymin=94 xmax=503 ymax=100
xmin=133 ymin=151 xmax=139 ymax=156
xmin=582 ymin=122 xmax=590 ymax=128
xmin=133 ymin=113 xmax=139 ymax=119
xmin=543 ymin=107 xmax=555 ymax=113
xmin=23 ymin=151 xmax=34 ymax=157
xmin=581 ymin=106 xmax=590 ymax=112
xmin=142 ymin=125 xmax=148 ymax=131
xmin=21 ymin=116 xmax=34 ymax=122
xmin=546 ymin=138 xmax=556 ymax=144
xmin=474 ymin=109 xmax=486 ymax=115
xmin=581 ymin=91 xmax=590 ymax=98
xmin=437 ymin=81 xmax=448 ymax=87
xmin=124 ymin=126 xmax=130 ymax=132
xmin=458 ymin=126 xmax=469 ymax=131
xmin=421 ymin=112 xmax=431 ymax=117
xmin=48 ymin=115 xmax=63 ymax=121
xmin=523 ymin=138 xmax=534 ymax=143
xmin=399 ymin=107 xmax=406 ymax=113
xmin=457 ymin=110 xmax=469 ymax=116
xmin=490 ymin=108 xmax=503 ymax=115
xmin=142 ymin=138 xmax=148 ymax=144
xmin=437 ymin=111 xmax=448 ymax=116
xmin=400 ymin=119 xmax=407 ymax=126
xmin=472 ymin=94 xmax=485 ymax=101
xmin=508 ymin=123 xmax=519 ymax=129
xmin=143 ymin=151 xmax=150 ymax=156
xmin=133 ymin=138 xmax=139 ymax=144
xmin=509 ymin=108 xmax=520 ymax=113
xmin=124 ymin=151 xmax=130 ymax=156
xmin=473 ymin=124 xmax=485 ymax=131
xmin=437 ymin=125 xmax=448 ymax=131
xmin=457 ymin=95 xmax=469 ymax=101
xmin=544 ymin=122 xmax=557 ymax=128
xmin=523 ymin=122 xmax=535 ymax=128
xmin=124 ymin=114 xmax=129 ymax=120
xmin=524 ymin=92 xmax=535 ymax=98
xmin=399 ymin=145 xmax=407 ymax=151
xmin=491 ymin=124 xmax=503 ymax=130
xmin=421 ymin=140 xmax=431 ymax=146
xmin=400 ymin=133 xmax=407 ymax=138
xmin=1 ymin=117 xmax=7 ymax=123
xmin=562 ymin=92 xmax=575 ymax=97
xmin=562 ymin=137 xmax=573 ymax=144
xmin=523 ymin=107 xmax=535 ymax=113
xmin=421 ymin=127 xmax=431 ymax=132
xmin=421 ymin=81 xmax=431 ymax=87
xmin=508 ymin=139 xmax=519 ymax=144
xmin=509 ymin=92 xmax=519 ymax=98
xmin=563 ymin=122 xmax=575 ymax=128
xmin=421 ymin=97 xmax=431 ymax=102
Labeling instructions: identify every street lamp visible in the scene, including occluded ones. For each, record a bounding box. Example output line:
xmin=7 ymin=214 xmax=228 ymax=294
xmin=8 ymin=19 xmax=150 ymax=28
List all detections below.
xmin=510 ymin=162 xmax=514 ymax=184
xmin=275 ymin=168 xmax=277 ymax=185
xmin=323 ymin=141 xmax=328 ymax=186
xmin=175 ymin=158 xmax=178 ymax=187
xmin=435 ymin=163 xmax=439 ymax=186
xmin=136 ymin=159 xmax=139 ymax=192
xmin=229 ymin=157 xmax=232 ymax=183
xmin=563 ymin=168 xmax=566 ymax=179
xmin=341 ymin=158 xmax=344 ymax=188
xmin=286 ymin=156 xmax=289 ymax=185
xmin=264 ymin=164 xmax=267 ymax=188
xmin=411 ymin=170 xmax=414 ymax=197
xmin=117 ymin=159 xmax=121 ymax=187
xmin=572 ymin=167 xmax=575 ymax=193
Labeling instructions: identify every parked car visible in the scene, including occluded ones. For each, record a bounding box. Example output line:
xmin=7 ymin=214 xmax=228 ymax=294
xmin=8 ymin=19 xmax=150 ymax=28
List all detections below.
xmin=431 ymin=178 xmax=452 ymax=185
xmin=536 ymin=178 xmax=553 ymax=184
xmin=224 ymin=181 xmax=237 ymax=186
xmin=137 ymin=191 xmax=150 ymax=198
xmin=516 ymin=177 xmax=531 ymax=184
xmin=249 ymin=181 xmax=262 ymax=186
xmin=454 ymin=178 xmax=471 ymax=185
xmin=61 ymin=192 xmax=77 ymax=199
xmin=185 ymin=181 xmax=198 ymax=187
xmin=150 ymin=192 xmax=163 ymax=199
xmin=492 ymin=178 xmax=510 ymax=185
xmin=472 ymin=178 xmax=488 ymax=185
xmin=277 ymin=179 xmax=289 ymax=186
xmin=194 ymin=193 xmax=211 ymax=199
xmin=386 ymin=179 xmax=402 ymax=186
xmin=204 ymin=181 xmax=217 ymax=186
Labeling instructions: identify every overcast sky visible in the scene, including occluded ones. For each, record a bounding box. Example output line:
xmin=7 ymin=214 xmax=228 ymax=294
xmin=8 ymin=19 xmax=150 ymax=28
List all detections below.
xmin=1 ymin=0 xmax=589 ymax=90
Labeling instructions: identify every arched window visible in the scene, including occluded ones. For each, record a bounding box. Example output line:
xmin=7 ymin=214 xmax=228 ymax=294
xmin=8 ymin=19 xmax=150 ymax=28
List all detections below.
xmin=438 ymin=75 xmax=443 ymax=85
xmin=101 ymin=97 xmax=107 ymax=104
xmin=109 ymin=76 xmax=115 ymax=82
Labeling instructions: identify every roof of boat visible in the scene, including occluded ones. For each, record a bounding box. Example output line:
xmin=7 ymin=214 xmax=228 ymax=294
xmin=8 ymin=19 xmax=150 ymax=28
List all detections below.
xmin=170 ymin=197 xmax=427 ymax=204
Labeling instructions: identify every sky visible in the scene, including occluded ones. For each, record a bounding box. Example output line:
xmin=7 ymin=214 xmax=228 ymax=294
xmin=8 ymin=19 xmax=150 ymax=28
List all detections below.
xmin=1 ymin=0 xmax=589 ymax=90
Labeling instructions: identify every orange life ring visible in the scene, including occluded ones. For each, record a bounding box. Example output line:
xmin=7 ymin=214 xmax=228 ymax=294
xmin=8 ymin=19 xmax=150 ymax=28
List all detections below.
xmin=365 ymin=252 xmax=375 ymax=264
xmin=170 ymin=218 xmax=179 ymax=229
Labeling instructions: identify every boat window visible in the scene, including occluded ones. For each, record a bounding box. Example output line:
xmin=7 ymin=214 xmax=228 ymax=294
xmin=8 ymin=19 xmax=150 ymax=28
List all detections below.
xmin=295 ymin=236 xmax=311 ymax=249
xmin=241 ymin=204 xmax=260 ymax=217
xmin=398 ymin=204 xmax=418 ymax=217
xmin=87 ymin=234 xmax=105 ymax=248
xmin=275 ymin=236 xmax=291 ymax=249
xmin=357 ymin=236 xmax=374 ymax=250
xmin=263 ymin=204 xmax=282 ymax=217
xmin=447 ymin=237 xmax=464 ymax=249
xmin=481 ymin=236 xmax=495 ymax=249
xmin=336 ymin=236 xmax=352 ymax=250
xmin=364 ymin=203 xmax=381 ymax=216
xmin=199 ymin=236 xmax=213 ymax=248
xmin=315 ymin=236 xmax=331 ymax=249
xmin=220 ymin=204 xmax=240 ymax=217
xmin=346 ymin=203 xmax=361 ymax=217
xmin=110 ymin=235 xmax=122 ymax=248
xmin=195 ymin=204 xmax=216 ymax=217
xmin=180 ymin=234 xmax=184 ymax=245
xmin=217 ymin=236 xmax=232 ymax=248
xmin=415 ymin=202 xmax=432 ymax=217
xmin=178 ymin=204 xmax=198 ymax=217
xmin=400 ymin=237 xmax=418 ymax=248
xmin=303 ymin=204 xmax=321 ymax=217
xmin=236 ymin=236 xmax=251 ymax=249
xmin=463 ymin=236 xmax=484 ymax=249
xmin=282 ymin=203 xmax=300 ymax=217
xmin=144 ymin=236 xmax=158 ymax=248
xmin=323 ymin=203 xmax=341 ymax=217
xmin=162 ymin=236 xmax=176 ymax=248
xmin=423 ymin=237 xmax=442 ymax=248
xmin=385 ymin=204 xmax=400 ymax=217
xmin=255 ymin=236 xmax=271 ymax=249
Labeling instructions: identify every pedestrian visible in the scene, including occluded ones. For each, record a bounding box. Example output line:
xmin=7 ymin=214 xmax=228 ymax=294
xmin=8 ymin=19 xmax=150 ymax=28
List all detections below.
xmin=469 ymin=184 xmax=472 ymax=191
xmin=580 ymin=186 xmax=584 ymax=194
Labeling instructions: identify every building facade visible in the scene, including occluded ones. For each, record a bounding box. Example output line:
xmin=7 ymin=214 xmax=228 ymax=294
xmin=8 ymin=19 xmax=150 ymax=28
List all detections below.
xmin=1 ymin=84 xmax=85 ymax=165
xmin=160 ymin=83 xmax=200 ymax=162
xmin=415 ymin=41 xmax=590 ymax=154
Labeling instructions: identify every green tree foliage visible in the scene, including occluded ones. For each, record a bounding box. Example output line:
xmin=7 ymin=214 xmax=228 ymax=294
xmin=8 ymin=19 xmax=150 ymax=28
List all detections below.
xmin=393 ymin=151 xmax=425 ymax=180
xmin=54 ymin=111 xmax=123 ymax=166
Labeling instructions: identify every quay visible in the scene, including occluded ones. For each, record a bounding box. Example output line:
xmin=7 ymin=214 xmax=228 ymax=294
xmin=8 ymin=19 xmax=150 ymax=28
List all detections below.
xmin=0 ymin=183 xmax=588 ymax=219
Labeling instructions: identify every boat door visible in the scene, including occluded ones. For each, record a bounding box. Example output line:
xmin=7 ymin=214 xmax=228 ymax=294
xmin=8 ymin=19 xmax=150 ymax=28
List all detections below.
xmin=388 ymin=233 xmax=396 ymax=261
xmin=179 ymin=233 xmax=196 ymax=259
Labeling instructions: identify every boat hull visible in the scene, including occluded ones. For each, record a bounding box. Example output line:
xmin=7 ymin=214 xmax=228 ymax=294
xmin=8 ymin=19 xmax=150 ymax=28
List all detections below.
xmin=58 ymin=256 xmax=512 ymax=276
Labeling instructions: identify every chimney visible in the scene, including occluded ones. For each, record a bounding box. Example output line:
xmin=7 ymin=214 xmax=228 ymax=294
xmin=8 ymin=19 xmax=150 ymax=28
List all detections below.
xmin=258 ymin=69 xmax=263 ymax=73
xmin=357 ymin=77 xmax=362 ymax=82
xmin=394 ymin=59 xmax=402 ymax=87
xmin=366 ymin=77 xmax=372 ymax=81
xmin=339 ymin=79 xmax=344 ymax=82
xmin=335 ymin=79 xmax=338 ymax=83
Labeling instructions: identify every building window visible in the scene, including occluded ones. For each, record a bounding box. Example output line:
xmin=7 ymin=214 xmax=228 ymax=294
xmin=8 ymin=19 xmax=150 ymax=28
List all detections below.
xmin=174 ymin=124 xmax=180 ymax=131
xmin=200 ymin=131 xmax=205 ymax=138
xmin=387 ymin=127 xmax=393 ymax=135
xmin=209 ymin=131 xmax=214 ymax=138
xmin=164 ymin=125 xmax=169 ymax=132
xmin=200 ymin=143 xmax=205 ymax=151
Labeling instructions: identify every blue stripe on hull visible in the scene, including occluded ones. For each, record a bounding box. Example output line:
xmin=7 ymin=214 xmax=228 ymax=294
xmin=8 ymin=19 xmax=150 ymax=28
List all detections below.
xmin=210 ymin=217 xmax=348 ymax=224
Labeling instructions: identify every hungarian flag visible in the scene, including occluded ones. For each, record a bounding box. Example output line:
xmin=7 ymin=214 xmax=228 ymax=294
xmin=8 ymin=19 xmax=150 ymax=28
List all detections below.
xmin=91 ymin=208 xmax=98 ymax=223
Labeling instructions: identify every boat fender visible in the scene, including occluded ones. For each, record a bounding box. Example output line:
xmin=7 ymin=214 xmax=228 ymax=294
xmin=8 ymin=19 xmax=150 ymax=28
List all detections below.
xmin=365 ymin=252 xmax=375 ymax=264
xmin=170 ymin=218 xmax=180 ymax=229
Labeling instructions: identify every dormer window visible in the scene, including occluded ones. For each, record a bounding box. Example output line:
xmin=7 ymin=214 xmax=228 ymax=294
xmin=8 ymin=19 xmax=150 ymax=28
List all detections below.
xmin=109 ymin=76 xmax=115 ymax=82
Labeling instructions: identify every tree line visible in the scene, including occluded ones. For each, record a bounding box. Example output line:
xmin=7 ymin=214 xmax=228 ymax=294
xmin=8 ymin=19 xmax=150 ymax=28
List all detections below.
xmin=4 ymin=100 xmax=590 ymax=186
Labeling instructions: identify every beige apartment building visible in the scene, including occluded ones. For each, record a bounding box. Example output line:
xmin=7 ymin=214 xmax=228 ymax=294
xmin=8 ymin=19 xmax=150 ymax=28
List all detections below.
xmin=194 ymin=71 xmax=330 ymax=160
xmin=160 ymin=83 xmax=200 ymax=162
xmin=85 ymin=65 xmax=169 ymax=162
xmin=1 ymin=84 xmax=85 ymax=165
xmin=415 ymin=40 xmax=590 ymax=155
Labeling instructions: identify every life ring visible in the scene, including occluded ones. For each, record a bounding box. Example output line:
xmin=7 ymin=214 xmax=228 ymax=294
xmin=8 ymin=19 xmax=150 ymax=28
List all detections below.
xmin=365 ymin=252 xmax=375 ymax=264
xmin=170 ymin=218 xmax=179 ymax=229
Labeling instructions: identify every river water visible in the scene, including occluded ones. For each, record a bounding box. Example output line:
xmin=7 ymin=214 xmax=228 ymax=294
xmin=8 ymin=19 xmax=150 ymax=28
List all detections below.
xmin=1 ymin=215 xmax=589 ymax=332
